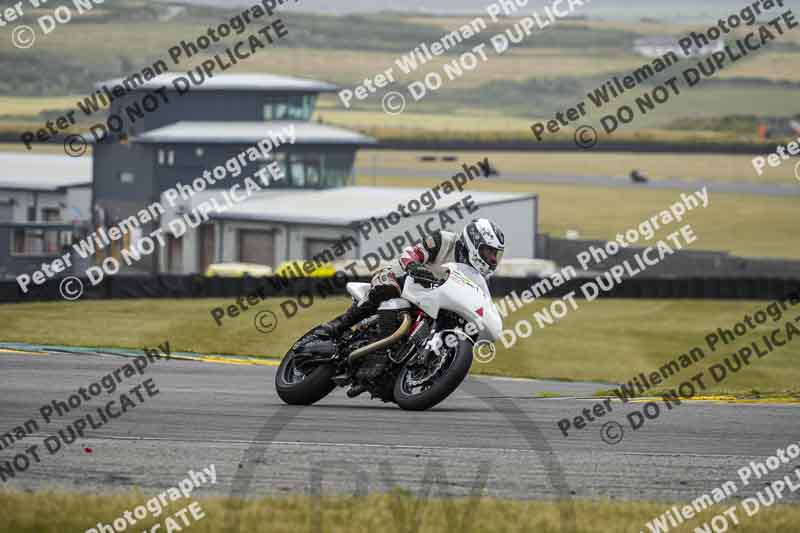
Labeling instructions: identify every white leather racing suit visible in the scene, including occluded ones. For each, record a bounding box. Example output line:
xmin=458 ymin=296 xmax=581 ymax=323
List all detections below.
xmin=371 ymin=230 xmax=461 ymax=298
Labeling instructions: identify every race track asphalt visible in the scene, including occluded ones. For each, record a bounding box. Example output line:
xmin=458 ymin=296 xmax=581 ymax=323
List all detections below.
xmin=1 ymin=350 xmax=799 ymax=505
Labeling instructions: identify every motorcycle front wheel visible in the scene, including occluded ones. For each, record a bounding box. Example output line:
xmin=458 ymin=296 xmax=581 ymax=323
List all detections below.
xmin=393 ymin=336 xmax=473 ymax=411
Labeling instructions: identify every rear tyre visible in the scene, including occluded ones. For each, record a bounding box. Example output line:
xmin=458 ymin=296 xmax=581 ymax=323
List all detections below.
xmin=393 ymin=338 xmax=473 ymax=411
xmin=275 ymin=329 xmax=336 ymax=405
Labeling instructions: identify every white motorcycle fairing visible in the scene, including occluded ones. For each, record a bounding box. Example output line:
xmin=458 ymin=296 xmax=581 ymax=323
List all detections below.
xmin=346 ymin=282 xmax=370 ymax=304
xmin=401 ymin=262 xmax=503 ymax=342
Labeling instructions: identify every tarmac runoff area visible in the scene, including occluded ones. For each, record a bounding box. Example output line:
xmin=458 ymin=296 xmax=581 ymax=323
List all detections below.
xmin=0 ymin=344 xmax=798 ymax=504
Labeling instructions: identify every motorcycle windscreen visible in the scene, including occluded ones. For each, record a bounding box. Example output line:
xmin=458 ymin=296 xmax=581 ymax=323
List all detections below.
xmin=451 ymin=263 xmax=491 ymax=295
xmin=446 ymin=263 xmax=503 ymax=341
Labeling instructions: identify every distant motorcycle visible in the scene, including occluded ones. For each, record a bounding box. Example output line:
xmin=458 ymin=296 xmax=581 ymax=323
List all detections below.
xmin=275 ymin=263 xmax=503 ymax=411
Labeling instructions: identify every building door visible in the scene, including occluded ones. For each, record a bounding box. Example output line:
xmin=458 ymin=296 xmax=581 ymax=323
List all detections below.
xmin=42 ymin=208 xmax=61 ymax=253
xmin=238 ymin=229 xmax=275 ymax=266
xmin=167 ymin=234 xmax=183 ymax=273
xmin=198 ymin=224 xmax=215 ymax=273
xmin=305 ymin=238 xmax=341 ymax=264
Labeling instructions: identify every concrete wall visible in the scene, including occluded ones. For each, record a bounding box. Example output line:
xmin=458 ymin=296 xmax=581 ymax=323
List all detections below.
xmin=93 ymin=143 xmax=157 ymax=210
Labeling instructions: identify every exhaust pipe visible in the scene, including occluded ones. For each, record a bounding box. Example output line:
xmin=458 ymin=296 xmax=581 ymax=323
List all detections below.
xmin=349 ymin=312 xmax=412 ymax=362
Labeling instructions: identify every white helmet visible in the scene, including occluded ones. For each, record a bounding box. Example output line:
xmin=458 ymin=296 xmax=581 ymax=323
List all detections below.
xmin=458 ymin=219 xmax=505 ymax=277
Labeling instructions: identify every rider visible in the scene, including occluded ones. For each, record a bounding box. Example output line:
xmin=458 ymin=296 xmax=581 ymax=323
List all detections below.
xmin=322 ymin=218 xmax=505 ymax=337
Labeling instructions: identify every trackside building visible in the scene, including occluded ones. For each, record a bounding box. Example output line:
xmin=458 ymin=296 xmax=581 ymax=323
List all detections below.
xmin=173 ymin=186 xmax=537 ymax=273
xmin=90 ymin=73 xmax=376 ymax=274
xmin=81 ymin=72 xmax=539 ymax=275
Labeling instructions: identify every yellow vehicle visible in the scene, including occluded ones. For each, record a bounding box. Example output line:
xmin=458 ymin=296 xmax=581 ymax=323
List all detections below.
xmin=204 ymin=263 xmax=273 ymax=277
xmin=273 ymin=260 xmax=336 ymax=278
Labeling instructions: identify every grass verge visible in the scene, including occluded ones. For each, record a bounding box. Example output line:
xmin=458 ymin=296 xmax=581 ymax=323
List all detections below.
xmin=357 ymin=174 xmax=799 ymax=260
xmin=355 ymin=149 xmax=792 ymax=185
xmin=2 ymin=490 xmax=800 ymax=533
xmin=1 ymin=298 xmax=798 ymax=396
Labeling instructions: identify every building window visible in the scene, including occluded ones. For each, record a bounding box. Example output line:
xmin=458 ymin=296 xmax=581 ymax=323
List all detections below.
xmin=158 ymin=149 xmax=175 ymax=166
xmin=12 ymin=229 xmax=71 ymax=256
xmin=323 ymin=153 xmax=355 ymax=188
xmin=258 ymin=153 xmax=287 ymax=187
xmin=289 ymin=153 xmax=323 ymax=188
xmin=251 ymin=152 xmax=355 ymax=189
xmin=42 ymin=207 xmax=60 ymax=222
xmin=263 ymin=98 xmax=288 ymax=121
xmin=279 ymin=152 xmax=354 ymax=189
xmin=120 ymin=172 xmax=135 ymax=184
xmin=263 ymin=94 xmax=316 ymax=121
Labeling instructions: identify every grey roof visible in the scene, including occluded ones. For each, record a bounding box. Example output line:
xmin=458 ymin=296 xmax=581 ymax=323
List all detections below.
xmin=96 ymin=73 xmax=339 ymax=93
xmin=0 ymin=153 xmax=91 ymax=191
xmin=210 ymin=186 xmax=536 ymax=226
xmin=131 ymin=121 xmax=376 ymax=145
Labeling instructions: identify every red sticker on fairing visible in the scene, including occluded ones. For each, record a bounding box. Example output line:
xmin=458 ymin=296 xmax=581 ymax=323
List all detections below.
xmin=476 ymin=307 xmax=484 ymax=317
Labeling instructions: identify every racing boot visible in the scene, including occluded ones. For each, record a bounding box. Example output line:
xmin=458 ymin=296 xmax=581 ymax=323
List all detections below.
xmin=319 ymin=301 xmax=376 ymax=339
xmin=346 ymin=384 xmax=368 ymax=398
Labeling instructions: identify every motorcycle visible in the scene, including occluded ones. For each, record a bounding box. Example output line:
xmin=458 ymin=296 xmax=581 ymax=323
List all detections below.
xmin=275 ymin=262 xmax=503 ymax=411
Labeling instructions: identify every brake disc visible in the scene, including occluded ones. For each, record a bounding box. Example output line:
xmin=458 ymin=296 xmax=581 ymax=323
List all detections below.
xmin=406 ymin=350 xmax=449 ymax=388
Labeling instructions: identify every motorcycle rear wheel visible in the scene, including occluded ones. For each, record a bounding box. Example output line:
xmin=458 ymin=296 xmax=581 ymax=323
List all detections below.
xmin=275 ymin=329 xmax=336 ymax=405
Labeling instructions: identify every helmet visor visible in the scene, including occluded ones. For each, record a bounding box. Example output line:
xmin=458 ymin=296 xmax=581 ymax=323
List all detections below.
xmin=478 ymin=245 xmax=503 ymax=269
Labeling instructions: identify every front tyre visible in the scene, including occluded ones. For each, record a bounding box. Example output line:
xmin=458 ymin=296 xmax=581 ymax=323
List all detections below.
xmin=393 ymin=337 xmax=473 ymax=411
xmin=275 ymin=332 xmax=336 ymax=405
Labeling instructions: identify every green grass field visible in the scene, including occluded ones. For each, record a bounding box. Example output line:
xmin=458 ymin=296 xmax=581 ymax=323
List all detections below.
xmin=355 ymin=149 xmax=792 ymax=184
xmin=2 ymin=489 xmax=800 ymax=533
xmin=357 ymin=174 xmax=799 ymax=260
xmin=2 ymin=297 xmax=798 ymax=396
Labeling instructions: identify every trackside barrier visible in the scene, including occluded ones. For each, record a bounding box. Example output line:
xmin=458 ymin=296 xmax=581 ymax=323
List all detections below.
xmin=0 ymin=275 xmax=798 ymax=303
